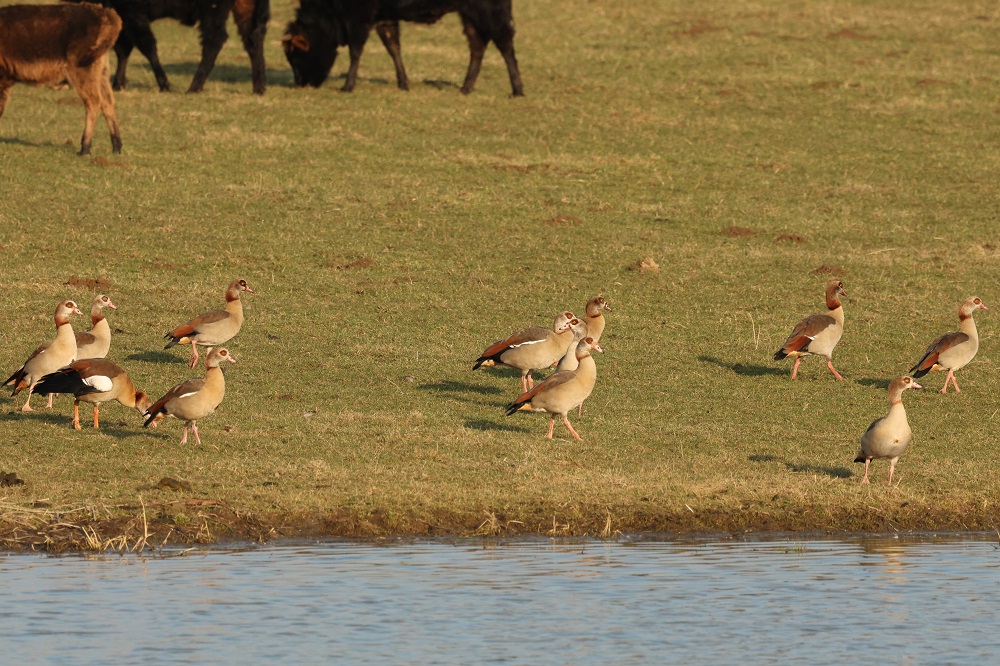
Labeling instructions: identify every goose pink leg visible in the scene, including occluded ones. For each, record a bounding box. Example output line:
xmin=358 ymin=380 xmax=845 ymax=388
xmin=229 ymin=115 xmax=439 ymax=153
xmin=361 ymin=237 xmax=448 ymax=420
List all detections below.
xmin=827 ymin=361 xmax=844 ymax=380
xmin=941 ymin=370 xmax=960 ymax=394
xmin=562 ymin=417 xmax=582 ymax=441
xmin=790 ymin=357 xmax=801 ymax=380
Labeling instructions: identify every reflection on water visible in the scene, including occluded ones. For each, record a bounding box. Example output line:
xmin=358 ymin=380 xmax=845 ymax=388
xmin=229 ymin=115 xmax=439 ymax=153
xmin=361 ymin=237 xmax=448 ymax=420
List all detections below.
xmin=1 ymin=535 xmax=998 ymax=664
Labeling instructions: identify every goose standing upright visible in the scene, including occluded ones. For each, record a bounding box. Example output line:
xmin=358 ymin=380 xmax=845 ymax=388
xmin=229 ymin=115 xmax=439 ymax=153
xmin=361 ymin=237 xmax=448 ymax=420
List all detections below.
xmin=555 ymin=318 xmax=594 ymax=416
xmin=774 ymin=280 xmax=847 ymax=380
xmin=909 ymin=297 xmax=988 ymax=394
xmin=4 ymin=300 xmax=83 ymax=411
xmin=164 ymin=279 xmax=253 ymax=368
xmin=76 ymin=294 xmax=117 ymax=359
xmin=855 ymin=375 xmax=922 ymax=485
xmin=506 ymin=337 xmax=603 ymax=440
xmin=473 ymin=311 xmax=576 ymax=392
xmin=144 ymin=347 xmax=236 ymax=445
xmin=582 ymin=295 xmax=612 ymax=342
xmin=33 ymin=359 xmax=150 ymax=429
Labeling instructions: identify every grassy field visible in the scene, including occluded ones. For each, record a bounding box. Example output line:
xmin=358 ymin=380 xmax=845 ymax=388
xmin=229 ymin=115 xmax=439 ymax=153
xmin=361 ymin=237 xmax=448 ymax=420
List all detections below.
xmin=2 ymin=0 xmax=1000 ymax=550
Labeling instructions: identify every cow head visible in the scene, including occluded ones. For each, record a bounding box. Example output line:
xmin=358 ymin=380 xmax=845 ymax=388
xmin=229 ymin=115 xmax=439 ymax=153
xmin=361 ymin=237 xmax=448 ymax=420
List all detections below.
xmin=283 ymin=21 xmax=338 ymax=87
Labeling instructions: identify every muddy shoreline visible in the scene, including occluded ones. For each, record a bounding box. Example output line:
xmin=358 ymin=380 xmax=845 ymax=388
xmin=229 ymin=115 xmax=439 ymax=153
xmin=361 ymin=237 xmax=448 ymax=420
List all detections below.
xmin=3 ymin=498 xmax=998 ymax=553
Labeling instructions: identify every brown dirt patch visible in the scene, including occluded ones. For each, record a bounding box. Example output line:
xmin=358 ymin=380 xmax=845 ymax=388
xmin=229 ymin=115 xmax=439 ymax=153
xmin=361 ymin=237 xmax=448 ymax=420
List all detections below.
xmin=1 ymin=472 xmax=24 ymax=487
xmin=629 ymin=257 xmax=660 ymax=272
xmin=336 ymin=258 xmax=375 ymax=270
xmin=810 ymin=264 xmax=847 ymax=277
xmin=721 ymin=226 xmax=754 ymax=237
xmin=811 ymin=80 xmax=841 ymax=91
xmin=672 ymin=20 xmax=726 ymax=37
xmin=775 ymin=233 xmax=807 ymax=244
xmin=541 ymin=214 xmax=582 ymax=227
xmin=66 ymin=275 xmax=115 ymax=290
xmin=827 ymin=28 xmax=875 ymax=40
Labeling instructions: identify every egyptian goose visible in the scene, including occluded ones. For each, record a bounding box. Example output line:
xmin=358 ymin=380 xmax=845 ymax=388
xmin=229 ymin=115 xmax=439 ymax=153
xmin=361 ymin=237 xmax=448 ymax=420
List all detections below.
xmin=774 ymin=280 xmax=847 ymax=380
xmin=582 ymin=295 xmax=612 ymax=342
xmin=76 ymin=294 xmax=117 ymax=359
xmin=164 ymin=279 xmax=253 ymax=368
xmin=33 ymin=359 xmax=150 ymax=430
xmin=4 ymin=300 xmax=83 ymax=411
xmin=909 ymin=297 xmax=988 ymax=394
xmin=555 ymin=318 xmax=590 ymax=372
xmin=855 ymin=375 xmax=922 ymax=485
xmin=144 ymin=347 xmax=236 ymax=445
xmin=555 ymin=318 xmax=593 ymax=416
xmin=506 ymin=336 xmax=603 ymax=440
xmin=473 ymin=311 xmax=577 ymax=392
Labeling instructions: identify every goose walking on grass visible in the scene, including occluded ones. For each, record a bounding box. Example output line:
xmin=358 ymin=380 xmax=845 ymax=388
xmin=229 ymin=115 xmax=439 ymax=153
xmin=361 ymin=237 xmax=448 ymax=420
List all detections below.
xmin=164 ymin=279 xmax=253 ymax=368
xmin=144 ymin=347 xmax=236 ymax=445
xmin=33 ymin=359 xmax=150 ymax=429
xmin=506 ymin=337 xmax=602 ymax=441
xmin=909 ymin=297 xmax=987 ymax=394
xmin=474 ymin=311 xmax=576 ymax=393
xmin=774 ymin=280 xmax=846 ymax=380
xmin=855 ymin=375 xmax=922 ymax=485
xmin=4 ymin=300 xmax=83 ymax=411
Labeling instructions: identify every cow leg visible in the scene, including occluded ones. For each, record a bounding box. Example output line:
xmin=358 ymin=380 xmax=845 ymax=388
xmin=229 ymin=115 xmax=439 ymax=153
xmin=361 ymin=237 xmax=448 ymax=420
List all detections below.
xmin=342 ymin=33 xmax=372 ymax=92
xmin=233 ymin=0 xmax=268 ymax=94
xmin=127 ymin=18 xmax=171 ymax=92
xmin=67 ymin=67 xmax=101 ymax=155
xmin=493 ymin=31 xmax=523 ymax=96
xmin=112 ymin=33 xmax=134 ymax=91
xmin=188 ymin=9 xmax=230 ymax=93
xmin=97 ymin=56 xmax=123 ymax=154
xmin=0 ymin=80 xmax=11 ymax=119
xmin=375 ymin=22 xmax=408 ymax=91
xmin=459 ymin=17 xmax=487 ymax=95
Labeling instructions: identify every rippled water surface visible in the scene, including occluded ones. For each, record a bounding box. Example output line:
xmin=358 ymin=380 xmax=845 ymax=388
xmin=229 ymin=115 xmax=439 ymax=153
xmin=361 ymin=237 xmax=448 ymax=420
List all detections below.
xmin=2 ymin=535 xmax=999 ymax=664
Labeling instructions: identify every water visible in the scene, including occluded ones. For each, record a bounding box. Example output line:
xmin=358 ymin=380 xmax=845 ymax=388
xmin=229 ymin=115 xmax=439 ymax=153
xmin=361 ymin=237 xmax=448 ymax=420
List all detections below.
xmin=2 ymin=535 xmax=999 ymax=664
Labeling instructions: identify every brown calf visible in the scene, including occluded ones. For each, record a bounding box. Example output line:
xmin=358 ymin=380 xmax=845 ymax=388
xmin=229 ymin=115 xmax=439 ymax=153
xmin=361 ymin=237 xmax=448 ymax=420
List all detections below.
xmin=0 ymin=3 xmax=123 ymax=155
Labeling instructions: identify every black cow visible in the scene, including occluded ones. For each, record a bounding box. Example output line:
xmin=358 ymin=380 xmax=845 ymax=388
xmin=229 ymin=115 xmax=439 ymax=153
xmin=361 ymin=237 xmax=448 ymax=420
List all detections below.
xmin=0 ymin=3 xmax=123 ymax=155
xmin=66 ymin=0 xmax=270 ymax=95
xmin=282 ymin=0 xmax=524 ymax=96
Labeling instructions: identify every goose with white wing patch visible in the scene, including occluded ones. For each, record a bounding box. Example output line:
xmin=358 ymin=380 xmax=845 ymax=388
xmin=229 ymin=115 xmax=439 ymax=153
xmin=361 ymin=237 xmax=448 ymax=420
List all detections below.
xmin=473 ymin=311 xmax=577 ymax=393
xmin=34 ymin=359 xmax=150 ymax=430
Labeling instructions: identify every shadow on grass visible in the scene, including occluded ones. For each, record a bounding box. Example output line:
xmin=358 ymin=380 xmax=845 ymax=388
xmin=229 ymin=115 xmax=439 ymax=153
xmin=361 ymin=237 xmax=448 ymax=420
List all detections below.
xmin=855 ymin=377 xmax=892 ymax=390
xmin=159 ymin=62 xmax=261 ymax=86
xmin=698 ymin=355 xmax=787 ymax=377
xmin=126 ymin=351 xmax=187 ymax=365
xmin=0 ymin=410 xmax=66 ymax=426
xmin=422 ymin=79 xmax=460 ymax=91
xmin=785 ymin=462 xmax=854 ymax=479
xmin=464 ymin=419 xmax=532 ymax=433
xmin=0 ymin=137 xmax=44 ymax=148
xmin=418 ymin=380 xmax=502 ymax=396
xmin=749 ymin=453 xmax=853 ymax=479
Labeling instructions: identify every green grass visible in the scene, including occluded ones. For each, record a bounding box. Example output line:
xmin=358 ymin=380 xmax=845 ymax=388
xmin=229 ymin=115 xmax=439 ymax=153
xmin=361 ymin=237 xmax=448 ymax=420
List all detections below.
xmin=2 ymin=0 xmax=1000 ymax=547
